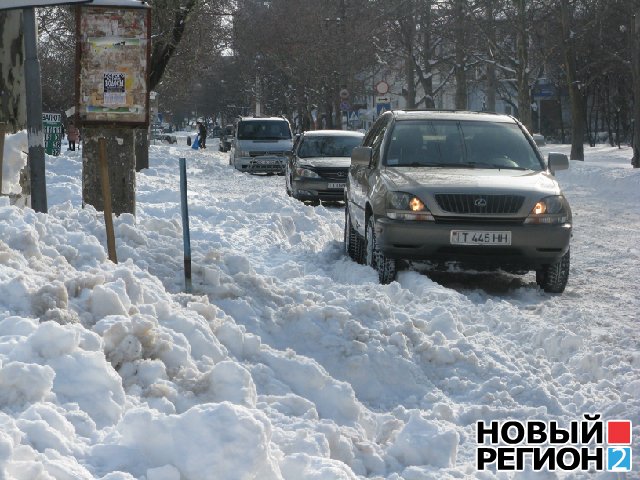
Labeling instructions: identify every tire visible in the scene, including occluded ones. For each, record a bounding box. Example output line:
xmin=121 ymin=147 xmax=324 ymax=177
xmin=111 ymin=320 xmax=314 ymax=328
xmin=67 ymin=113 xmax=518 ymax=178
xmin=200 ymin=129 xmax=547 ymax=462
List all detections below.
xmin=365 ymin=214 xmax=397 ymax=284
xmin=344 ymin=208 xmax=364 ymax=263
xmin=536 ymin=248 xmax=570 ymax=293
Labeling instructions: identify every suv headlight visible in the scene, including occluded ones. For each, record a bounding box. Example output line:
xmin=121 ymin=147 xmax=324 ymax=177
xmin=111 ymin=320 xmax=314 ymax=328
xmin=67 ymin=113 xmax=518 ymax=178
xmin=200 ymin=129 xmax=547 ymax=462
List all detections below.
xmin=386 ymin=192 xmax=434 ymax=221
xmin=294 ymin=167 xmax=320 ymax=178
xmin=524 ymin=195 xmax=570 ymax=225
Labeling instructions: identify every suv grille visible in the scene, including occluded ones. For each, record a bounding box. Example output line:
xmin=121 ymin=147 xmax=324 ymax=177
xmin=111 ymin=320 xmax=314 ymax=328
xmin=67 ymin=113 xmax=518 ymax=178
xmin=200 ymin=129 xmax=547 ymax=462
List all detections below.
xmin=435 ymin=194 xmax=524 ymax=214
xmin=311 ymin=167 xmax=348 ymax=180
xmin=249 ymin=151 xmax=288 ymax=157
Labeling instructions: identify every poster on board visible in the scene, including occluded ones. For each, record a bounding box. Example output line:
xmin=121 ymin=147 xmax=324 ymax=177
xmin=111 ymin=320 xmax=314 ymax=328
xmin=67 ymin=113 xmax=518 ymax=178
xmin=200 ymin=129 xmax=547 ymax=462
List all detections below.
xmin=42 ymin=112 xmax=63 ymax=156
xmin=75 ymin=5 xmax=150 ymax=126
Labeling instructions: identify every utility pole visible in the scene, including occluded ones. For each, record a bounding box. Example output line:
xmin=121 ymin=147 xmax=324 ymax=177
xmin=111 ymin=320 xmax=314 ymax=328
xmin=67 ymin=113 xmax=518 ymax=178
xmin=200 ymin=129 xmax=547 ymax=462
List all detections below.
xmin=23 ymin=7 xmax=47 ymax=213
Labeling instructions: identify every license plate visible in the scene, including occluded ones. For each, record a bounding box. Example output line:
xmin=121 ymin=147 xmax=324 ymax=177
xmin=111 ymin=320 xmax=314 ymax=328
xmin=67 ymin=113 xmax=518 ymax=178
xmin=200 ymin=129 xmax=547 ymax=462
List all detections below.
xmin=328 ymin=182 xmax=345 ymax=189
xmin=450 ymin=230 xmax=511 ymax=245
xmin=256 ymin=159 xmax=277 ymax=165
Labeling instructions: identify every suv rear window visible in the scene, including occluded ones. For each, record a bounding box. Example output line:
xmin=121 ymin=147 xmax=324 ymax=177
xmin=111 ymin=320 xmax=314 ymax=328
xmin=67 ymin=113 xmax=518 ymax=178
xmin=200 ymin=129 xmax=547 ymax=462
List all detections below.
xmin=385 ymin=120 xmax=543 ymax=171
xmin=237 ymin=120 xmax=291 ymax=140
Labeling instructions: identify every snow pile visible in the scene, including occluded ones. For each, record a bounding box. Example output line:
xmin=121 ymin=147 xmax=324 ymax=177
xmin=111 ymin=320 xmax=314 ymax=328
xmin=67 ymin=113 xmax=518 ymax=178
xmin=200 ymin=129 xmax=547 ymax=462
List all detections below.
xmin=0 ymin=134 xmax=638 ymax=479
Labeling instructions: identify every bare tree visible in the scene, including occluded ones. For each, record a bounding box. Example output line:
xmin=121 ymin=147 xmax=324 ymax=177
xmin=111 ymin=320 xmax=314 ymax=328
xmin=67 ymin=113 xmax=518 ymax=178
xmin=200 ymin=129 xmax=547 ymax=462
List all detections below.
xmin=0 ymin=10 xmax=26 ymax=132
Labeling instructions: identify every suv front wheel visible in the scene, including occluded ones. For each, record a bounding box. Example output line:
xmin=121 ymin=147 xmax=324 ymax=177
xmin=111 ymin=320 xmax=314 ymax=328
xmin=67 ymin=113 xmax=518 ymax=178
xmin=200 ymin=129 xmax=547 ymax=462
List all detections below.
xmin=536 ymin=249 xmax=570 ymax=293
xmin=366 ymin=215 xmax=397 ymax=284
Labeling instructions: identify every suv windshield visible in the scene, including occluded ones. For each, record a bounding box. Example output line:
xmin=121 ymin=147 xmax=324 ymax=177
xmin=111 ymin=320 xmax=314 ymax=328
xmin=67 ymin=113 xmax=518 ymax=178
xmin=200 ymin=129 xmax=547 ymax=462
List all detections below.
xmin=385 ymin=120 xmax=543 ymax=170
xmin=298 ymin=135 xmax=362 ymax=158
xmin=237 ymin=120 xmax=291 ymax=140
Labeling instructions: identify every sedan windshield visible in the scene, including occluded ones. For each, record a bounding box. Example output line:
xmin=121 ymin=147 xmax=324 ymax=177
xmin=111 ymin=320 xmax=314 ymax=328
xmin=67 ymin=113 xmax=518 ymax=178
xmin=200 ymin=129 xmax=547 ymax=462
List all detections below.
xmin=237 ymin=121 xmax=291 ymax=140
xmin=385 ymin=120 xmax=543 ymax=170
xmin=298 ymin=135 xmax=363 ymax=158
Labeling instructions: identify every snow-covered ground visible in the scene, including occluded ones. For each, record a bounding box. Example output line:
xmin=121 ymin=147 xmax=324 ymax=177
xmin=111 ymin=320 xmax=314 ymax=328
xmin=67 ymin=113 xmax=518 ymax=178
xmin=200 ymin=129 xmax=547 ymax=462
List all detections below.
xmin=0 ymin=132 xmax=638 ymax=479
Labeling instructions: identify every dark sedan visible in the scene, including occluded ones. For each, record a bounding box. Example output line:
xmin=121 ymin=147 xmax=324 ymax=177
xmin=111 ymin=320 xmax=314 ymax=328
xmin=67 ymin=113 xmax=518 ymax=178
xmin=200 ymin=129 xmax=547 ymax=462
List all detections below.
xmin=285 ymin=130 xmax=364 ymax=203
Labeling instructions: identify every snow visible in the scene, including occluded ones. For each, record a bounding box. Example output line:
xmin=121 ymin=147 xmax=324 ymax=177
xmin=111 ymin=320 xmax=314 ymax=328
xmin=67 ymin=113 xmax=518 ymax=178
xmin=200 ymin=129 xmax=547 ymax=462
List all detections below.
xmin=0 ymin=132 xmax=638 ymax=479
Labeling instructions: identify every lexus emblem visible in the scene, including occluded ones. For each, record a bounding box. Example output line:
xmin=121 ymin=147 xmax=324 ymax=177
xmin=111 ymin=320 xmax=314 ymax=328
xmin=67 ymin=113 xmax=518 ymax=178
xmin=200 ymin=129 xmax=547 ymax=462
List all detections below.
xmin=336 ymin=171 xmax=346 ymax=177
xmin=474 ymin=198 xmax=487 ymax=207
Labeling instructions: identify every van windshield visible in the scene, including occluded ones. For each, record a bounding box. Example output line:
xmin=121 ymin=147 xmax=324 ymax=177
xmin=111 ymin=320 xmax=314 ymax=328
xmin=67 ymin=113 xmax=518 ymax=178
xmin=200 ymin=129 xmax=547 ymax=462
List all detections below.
xmin=237 ymin=121 xmax=291 ymax=140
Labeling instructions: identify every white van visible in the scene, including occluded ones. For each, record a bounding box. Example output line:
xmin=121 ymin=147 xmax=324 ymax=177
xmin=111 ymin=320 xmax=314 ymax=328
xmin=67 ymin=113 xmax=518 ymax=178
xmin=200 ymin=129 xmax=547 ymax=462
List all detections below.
xmin=230 ymin=117 xmax=293 ymax=174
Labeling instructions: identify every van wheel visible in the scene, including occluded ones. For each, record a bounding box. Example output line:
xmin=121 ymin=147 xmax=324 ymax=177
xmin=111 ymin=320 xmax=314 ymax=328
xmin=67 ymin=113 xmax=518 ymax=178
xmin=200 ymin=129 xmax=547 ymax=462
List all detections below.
xmin=365 ymin=215 xmax=396 ymax=284
xmin=536 ymin=249 xmax=570 ymax=293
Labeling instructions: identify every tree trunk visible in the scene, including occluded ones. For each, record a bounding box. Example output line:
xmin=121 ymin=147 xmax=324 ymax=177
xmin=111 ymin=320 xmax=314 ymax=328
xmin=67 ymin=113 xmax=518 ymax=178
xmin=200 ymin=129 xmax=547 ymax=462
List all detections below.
xmin=454 ymin=0 xmax=467 ymax=109
xmin=515 ymin=0 xmax=532 ymax=131
xmin=485 ymin=0 xmax=497 ymax=112
xmin=135 ymin=128 xmax=149 ymax=171
xmin=405 ymin=54 xmax=416 ymax=109
xmin=632 ymin=14 xmax=640 ymax=167
xmin=560 ymin=0 xmax=585 ymax=160
xmin=419 ymin=0 xmax=435 ymax=108
xmin=83 ymin=127 xmax=136 ymax=216
xmin=0 ymin=11 xmax=26 ymax=132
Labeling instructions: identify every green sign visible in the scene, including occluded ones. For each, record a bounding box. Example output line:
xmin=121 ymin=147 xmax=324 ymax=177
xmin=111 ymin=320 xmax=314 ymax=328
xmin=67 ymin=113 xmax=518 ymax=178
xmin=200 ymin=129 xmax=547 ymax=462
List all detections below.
xmin=43 ymin=112 xmax=63 ymax=156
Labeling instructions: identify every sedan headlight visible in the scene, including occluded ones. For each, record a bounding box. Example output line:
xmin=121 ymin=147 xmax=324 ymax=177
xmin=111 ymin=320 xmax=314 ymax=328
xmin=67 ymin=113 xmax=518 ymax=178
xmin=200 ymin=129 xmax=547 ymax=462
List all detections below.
xmin=294 ymin=167 xmax=320 ymax=178
xmin=524 ymin=195 xmax=570 ymax=224
xmin=386 ymin=192 xmax=434 ymax=221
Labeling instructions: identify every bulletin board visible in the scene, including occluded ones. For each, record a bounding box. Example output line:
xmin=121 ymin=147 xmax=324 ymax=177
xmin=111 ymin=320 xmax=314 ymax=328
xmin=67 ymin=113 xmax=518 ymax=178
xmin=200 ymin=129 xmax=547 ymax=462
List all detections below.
xmin=75 ymin=5 xmax=151 ymax=126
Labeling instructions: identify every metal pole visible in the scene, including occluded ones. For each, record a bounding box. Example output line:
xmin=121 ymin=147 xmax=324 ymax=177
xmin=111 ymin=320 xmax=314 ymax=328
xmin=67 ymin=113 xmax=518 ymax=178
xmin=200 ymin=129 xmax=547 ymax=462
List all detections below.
xmin=179 ymin=157 xmax=192 ymax=292
xmin=99 ymin=138 xmax=117 ymax=263
xmin=23 ymin=7 xmax=47 ymax=213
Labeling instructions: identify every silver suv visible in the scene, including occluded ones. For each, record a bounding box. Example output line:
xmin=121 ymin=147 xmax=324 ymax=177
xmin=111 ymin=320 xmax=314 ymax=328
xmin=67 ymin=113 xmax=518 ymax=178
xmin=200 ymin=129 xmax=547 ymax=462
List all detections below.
xmin=344 ymin=110 xmax=572 ymax=293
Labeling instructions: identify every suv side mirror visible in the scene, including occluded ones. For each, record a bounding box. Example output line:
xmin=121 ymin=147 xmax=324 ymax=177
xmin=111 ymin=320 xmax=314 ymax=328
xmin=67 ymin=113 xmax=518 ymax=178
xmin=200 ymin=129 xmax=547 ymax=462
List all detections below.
xmin=351 ymin=146 xmax=372 ymax=167
xmin=548 ymin=153 xmax=569 ymax=173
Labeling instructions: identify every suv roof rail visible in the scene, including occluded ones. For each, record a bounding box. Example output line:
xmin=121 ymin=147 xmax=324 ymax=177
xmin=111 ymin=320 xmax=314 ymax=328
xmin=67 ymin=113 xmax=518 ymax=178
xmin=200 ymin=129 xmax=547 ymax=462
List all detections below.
xmin=395 ymin=108 xmax=503 ymax=115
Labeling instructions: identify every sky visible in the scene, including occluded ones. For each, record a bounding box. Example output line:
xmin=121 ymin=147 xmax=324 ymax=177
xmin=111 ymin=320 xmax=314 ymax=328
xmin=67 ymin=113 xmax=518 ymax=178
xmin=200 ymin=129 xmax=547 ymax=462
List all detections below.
xmin=0 ymin=131 xmax=638 ymax=480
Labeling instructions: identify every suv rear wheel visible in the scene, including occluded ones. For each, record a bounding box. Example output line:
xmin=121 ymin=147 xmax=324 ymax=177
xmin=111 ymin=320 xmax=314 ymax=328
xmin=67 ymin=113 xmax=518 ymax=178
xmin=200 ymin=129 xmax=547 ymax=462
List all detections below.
xmin=536 ymin=249 xmax=570 ymax=293
xmin=344 ymin=208 xmax=363 ymax=263
xmin=365 ymin=215 xmax=397 ymax=284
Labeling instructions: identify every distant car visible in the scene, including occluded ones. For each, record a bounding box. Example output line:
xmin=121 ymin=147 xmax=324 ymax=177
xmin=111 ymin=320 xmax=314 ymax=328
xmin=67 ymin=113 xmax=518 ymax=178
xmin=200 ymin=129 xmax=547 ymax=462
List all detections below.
xmin=345 ymin=110 xmax=572 ymax=293
xmin=532 ymin=133 xmax=546 ymax=146
xmin=151 ymin=125 xmax=177 ymax=144
xmin=210 ymin=125 xmax=222 ymax=138
xmin=230 ymin=117 xmax=293 ymax=174
xmin=219 ymin=124 xmax=234 ymax=152
xmin=286 ymin=130 xmax=364 ymax=203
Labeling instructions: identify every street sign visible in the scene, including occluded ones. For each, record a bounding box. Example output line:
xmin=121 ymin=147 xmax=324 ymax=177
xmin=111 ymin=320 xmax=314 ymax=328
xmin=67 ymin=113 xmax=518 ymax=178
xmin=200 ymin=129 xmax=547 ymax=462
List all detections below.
xmin=0 ymin=0 xmax=92 ymax=9
xmin=376 ymin=102 xmax=391 ymax=116
xmin=375 ymin=81 xmax=389 ymax=95
xmin=348 ymin=111 xmax=359 ymax=122
xmin=339 ymin=89 xmax=349 ymax=100
xmin=340 ymin=101 xmax=351 ymax=112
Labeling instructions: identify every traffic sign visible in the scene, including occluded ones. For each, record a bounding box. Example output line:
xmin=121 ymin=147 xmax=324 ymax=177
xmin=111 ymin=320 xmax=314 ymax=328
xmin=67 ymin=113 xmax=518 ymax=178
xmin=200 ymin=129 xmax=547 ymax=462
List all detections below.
xmin=376 ymin=103 xmax=391 ymax=116
xmin=348 ymin=111 xmax=359 ymax=122
xmin=375 ymin=81 xmax=389 ymax=95
xmin=340 ymin=89 xmax=350 ymax=100
xmin=340 ymin=101 xmax=351 ymax=112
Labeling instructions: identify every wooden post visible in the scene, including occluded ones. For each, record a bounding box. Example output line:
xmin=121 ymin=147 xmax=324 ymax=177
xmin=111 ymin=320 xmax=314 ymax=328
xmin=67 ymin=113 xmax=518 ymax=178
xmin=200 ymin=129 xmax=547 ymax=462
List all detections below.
xmin=0 ymin=122 xmax=5 ymax=194
xmin=99 ymin=138 xmax=117 ymax=263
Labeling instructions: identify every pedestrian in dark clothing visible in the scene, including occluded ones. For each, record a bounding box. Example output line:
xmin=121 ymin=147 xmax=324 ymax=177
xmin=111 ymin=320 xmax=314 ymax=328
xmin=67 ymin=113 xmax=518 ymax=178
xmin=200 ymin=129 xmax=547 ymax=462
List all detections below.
xmin=67 ymin=121 xmax=80 ymax=151
xmin=197 ymin=121 xmax=207 ymax=149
